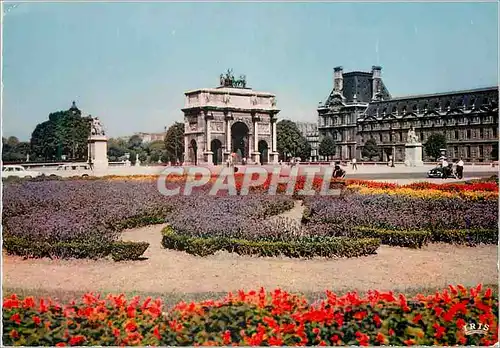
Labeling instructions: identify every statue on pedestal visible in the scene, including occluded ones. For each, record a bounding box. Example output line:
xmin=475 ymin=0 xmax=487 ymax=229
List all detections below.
xmin=90 ymin=117 xmax=105 ymax=136
xmin=407 ymin=126 xmax=419 ymax=144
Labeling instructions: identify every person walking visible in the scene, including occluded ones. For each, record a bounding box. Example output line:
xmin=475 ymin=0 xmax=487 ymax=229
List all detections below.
xmin=351 ymin=158 xmax=357 ymax=170
xmin=457 ymin=158 xmax=464 ymax=179
xmin=451 ymin=160 xmax=458 ymax=179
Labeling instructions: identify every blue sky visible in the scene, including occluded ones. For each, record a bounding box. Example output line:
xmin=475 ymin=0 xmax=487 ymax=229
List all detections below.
xmin=2 ymin=1 xmax=498 ymax=140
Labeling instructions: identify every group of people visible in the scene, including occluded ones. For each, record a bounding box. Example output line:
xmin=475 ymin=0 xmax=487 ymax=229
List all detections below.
xmin=439 ymin=157 xmax=465 ymax=179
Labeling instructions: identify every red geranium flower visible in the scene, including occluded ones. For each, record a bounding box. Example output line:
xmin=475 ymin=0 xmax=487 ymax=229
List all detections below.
xmin=69 ymin=335 xmax=86 ymax=346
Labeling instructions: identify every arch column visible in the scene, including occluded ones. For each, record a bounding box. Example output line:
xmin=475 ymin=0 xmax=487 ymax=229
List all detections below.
xmin=270 ymin=113 xmax=279 ymax=164
xmin=224 ymin=111 xmax=233 ymax=163
xmin=252 ymin=113 xmax=261 ymax=164
xmin=203 ymin=110 xmax=213 ymax=165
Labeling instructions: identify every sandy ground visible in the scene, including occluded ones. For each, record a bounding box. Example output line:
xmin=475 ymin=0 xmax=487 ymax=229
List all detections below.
xmin=3 ymin=218 xmax=498 ymax=294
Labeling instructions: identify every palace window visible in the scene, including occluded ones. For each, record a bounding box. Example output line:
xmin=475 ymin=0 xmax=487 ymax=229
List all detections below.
xmin=493 ymin=127 xmax=498 ymax=138
xmin=454 ymin=146 xmax=458 ymax=157
xmin=412 ymin=104 xmax=417 ymax=112
xmin=379 ymin=133 xmax=383 ymax=142
xmin=479 ymin=145 xmax=484 ymax=158
xmin=455 ymin=130 xmax=459 ymax=139
xmin=392 ymin=106 xmax=397 ymax=114
xmin=467 ymin=129 xmax=471 ymax=139
xmin=420 ymin=132 xmax=424 ymax=141
xmin=466 ymin=146 xmax=471 ymax=158
xmin=480 ymin=128 xmax=484 ymax=138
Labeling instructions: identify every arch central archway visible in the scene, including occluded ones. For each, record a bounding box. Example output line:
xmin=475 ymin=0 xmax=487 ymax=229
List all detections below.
xmin=189 ymin=139 xmax=198 ymax=165
xmin=211 ymin=139 xmax=223 ymax=165
xmin=258 ymin=140 xmax=269 ymax=164
xmin=231 ymin=122 xmax=249 ymax=163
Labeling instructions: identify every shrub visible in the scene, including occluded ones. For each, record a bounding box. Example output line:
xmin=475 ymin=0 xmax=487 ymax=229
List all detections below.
xmin=431 ymin=229 xmax=498 ymax=245
xmin=111 ymin=241 xmax=150 ymax=261
xmin=3 ymin=285 xmax=498 ymax=346
xmin=161 ymin=226 xmax=380 ymax=258
xmin=3 ymin=237 xmax=111 ymax=260
xmin=352 ymin=226 xmax=431 ymax=248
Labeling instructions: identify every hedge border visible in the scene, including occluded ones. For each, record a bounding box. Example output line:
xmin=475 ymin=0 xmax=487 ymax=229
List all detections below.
xmin=3 ymin=237 xmax=150 ymax=261
xmin=161 ymin=226 xmax=380 ymax=258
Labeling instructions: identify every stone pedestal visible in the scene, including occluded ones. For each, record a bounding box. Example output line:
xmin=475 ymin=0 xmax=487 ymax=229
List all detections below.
xmin=404 ymin=143 xmax=424 ymax=167
xmin=204 ymin=151 xmax=214 ymax=165
xmin=270 ymin=152 xmax=279 ymax=164
xmin=252 ymin=151 xmax=261 ymax=165
xmin=135 ymin=160 xmax=141 ymax=167
xmin=88 ymin=135 xmax=108 ymax=170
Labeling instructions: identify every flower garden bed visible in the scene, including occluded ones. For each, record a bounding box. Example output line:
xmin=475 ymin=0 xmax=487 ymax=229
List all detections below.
xmin=2 ymin=177 xmax=498 ymax=259
xmin=3 ymin=285 xmax=498 ymax=346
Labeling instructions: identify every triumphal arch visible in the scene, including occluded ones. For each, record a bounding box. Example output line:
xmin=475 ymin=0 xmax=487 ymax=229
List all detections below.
xmin=182 ymin=70 xmax=280 ymax=165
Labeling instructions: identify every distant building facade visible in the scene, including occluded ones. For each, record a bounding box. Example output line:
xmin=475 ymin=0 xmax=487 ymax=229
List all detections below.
xmin=182 ymin=70 xmax=280 ymax=165
xmin=318 ymin=66 xmax=499 ymax=162
xmin=296 ymin=121 xmax=319 ymax=161
xmin=134 ymin=132 xmax=166 ymax=143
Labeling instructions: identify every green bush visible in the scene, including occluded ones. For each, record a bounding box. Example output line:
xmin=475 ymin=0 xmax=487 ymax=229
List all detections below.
xmin=106 ymin=210 xmax=171 ymax=232
xmin=161 ymin=226 xmax=380 ymax=258
xmin=431 ymin=229 xmax=497 ymax=245
xmin=3 ymin=237 xmax=111 ymax=259
xmin=3 ymin=237 xmax=149 ymax=261
xmin=353 ymin=226 xmax=431 ymax=248
xmin=111 ymin=241 xmax=150 ymax=261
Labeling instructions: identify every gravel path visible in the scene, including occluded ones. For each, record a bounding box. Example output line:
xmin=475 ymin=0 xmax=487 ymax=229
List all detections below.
xmin=3 ymin=222 xmax=497 ymax=294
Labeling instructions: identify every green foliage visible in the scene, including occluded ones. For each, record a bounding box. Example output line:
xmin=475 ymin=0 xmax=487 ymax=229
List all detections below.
xmin=30 ymin=107 xmax=91 ymax=161
xmin=164 ymin=122 xmax=184 ymax=163
xmin=361 ymin=138 xmax=379 ymax=160
xmin=276 ymin=120 xmax=311 ymax=160
xmin=353 ymin=226 xmax=431 ymax=248
xmin=3 ymin=237 xmax=150 ymax=261
xmin=424 ymin=133 xmax=447 ymax=160
xmin=318 ymin=135 xmax=336 ymax=159
xmin=161 ymin=226 xmax=380 ymax=258
xmin=111 ymin=241 xmax=150 ymax=261
xmin=2 ymin=138 xmax=30 ymax=162
xmin=127 ymin=135 xmax=143 ymax=150
xmin=431 ymin=229 xmax=497 ymax=245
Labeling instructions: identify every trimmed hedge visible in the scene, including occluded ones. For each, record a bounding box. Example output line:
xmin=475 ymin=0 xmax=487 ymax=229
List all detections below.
xmin=111 ymin=241 xmax=150 ymax=261
xmin=352 ymin=226 xmax=431 ymax=248
xmin=161 ymin=226 xmax=380 ymax=258
xmin=431 ymin=228 xmax=498 ymax=245
xmin=3 ymin=237 xmax=149 ymax=261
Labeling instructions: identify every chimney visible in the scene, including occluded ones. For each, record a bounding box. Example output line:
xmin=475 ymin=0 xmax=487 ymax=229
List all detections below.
xmin=371 ymin=66 xmax=382 ymax=101
xmin=333 ymin=66 xmax=343 ymax=94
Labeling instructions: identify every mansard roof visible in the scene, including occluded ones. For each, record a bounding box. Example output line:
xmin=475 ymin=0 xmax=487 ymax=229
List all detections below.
xmin=363 ymin=86 xmax=498 ymax=119
xmin=321 ymin=71 xmax=392 ymax=106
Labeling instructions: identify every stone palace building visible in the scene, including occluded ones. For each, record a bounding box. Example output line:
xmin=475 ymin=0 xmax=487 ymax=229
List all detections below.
xmin=318 ymin=66 xmax=499 ymax=162
xmin=182 ymin=70 xmax=280 ymax=165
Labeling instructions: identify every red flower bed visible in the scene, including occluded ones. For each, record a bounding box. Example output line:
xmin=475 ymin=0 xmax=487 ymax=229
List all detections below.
xmin=3 ymin=285 xmax=498 ymax=346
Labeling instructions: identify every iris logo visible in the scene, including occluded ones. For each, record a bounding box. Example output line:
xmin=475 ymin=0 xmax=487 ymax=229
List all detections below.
xmin=463 ymin=322 xmax=489 ymax=336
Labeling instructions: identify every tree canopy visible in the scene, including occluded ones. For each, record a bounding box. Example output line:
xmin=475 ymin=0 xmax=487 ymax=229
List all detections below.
xmin=164 ymin=122 xmax=185 ymax=163
xmin=276 ymin=120 xmax=311 ymax=160
xmin=30 ymin=107 xmax=91 ymax=161
xmin=318 ymin=135 xmax=336 ymax=160
xmin=424 ymin=133 xmax=447 ymax=160
xmin=2 ymin=137 xmax=30 ymax=162
xmin=361 ymin=138 xmax=379 ymax=160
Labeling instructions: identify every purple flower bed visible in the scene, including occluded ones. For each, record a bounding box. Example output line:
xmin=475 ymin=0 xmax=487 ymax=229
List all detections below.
xmin=303 ymin=194 xmax=498 ymax=232
xmin=2 ymin=180 xmax=294 ymax=244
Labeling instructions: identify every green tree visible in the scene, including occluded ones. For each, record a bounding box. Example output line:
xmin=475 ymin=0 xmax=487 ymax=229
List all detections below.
xmin=127 ymin=135 xmax=143 ymax=150
xmin=147 ymin=140 xmax=167 ymax=163
xmin=164 ymin=122 xmax=184 ymax=163
xmin=276 ymin=120 xmax=310 ymax=160
xmin=2 ymin=137 xmax=30 ymax=162
xmin=318 ymin=135 xmax=336 ymax=160
xmin=30 ymin=104 xmax=91 ymax=161
xmin=107 ymin=138 xmax=128 ymax=161
xmin=424 ymin=133 xmax=447 ymax=160
xmin=361 ymin=138 xmax=379 ymax=160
